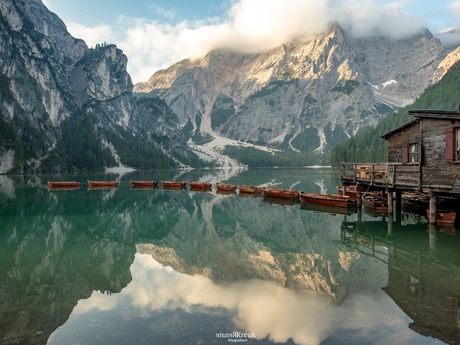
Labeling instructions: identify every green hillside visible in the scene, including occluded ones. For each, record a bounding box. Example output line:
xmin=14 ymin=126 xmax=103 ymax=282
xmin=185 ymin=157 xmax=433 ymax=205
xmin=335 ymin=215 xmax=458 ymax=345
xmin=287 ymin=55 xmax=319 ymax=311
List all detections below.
xmin=331 ymin=60 xmax=460 ymax=166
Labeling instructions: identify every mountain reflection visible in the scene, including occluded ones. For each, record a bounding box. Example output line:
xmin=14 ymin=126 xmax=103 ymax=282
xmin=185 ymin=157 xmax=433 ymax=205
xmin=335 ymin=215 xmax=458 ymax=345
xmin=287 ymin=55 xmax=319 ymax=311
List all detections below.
xmin=1 ymin=170 xmax=459 ymax=344
xmin=49 ymin=253 xmax=416 ymax=345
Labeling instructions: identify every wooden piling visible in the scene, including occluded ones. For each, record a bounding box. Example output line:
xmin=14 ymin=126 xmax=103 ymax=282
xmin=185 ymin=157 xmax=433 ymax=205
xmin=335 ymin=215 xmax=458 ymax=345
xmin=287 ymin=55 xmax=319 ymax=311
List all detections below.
xmin=387 ymin=190 xmax=394 ymax=217
xmin=428 ymin=192 xmax=437 ymax=224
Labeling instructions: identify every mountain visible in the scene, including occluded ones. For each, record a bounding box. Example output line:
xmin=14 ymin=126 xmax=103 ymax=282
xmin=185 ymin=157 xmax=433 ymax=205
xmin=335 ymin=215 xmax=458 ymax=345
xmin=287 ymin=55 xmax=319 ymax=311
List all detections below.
xmin=0 ymin=0 xmax=195 ymax=174
xmin=331 ymin=56 xmax=460 ymax=166
xmin=135 ymin=24 xmax=452 ymax=165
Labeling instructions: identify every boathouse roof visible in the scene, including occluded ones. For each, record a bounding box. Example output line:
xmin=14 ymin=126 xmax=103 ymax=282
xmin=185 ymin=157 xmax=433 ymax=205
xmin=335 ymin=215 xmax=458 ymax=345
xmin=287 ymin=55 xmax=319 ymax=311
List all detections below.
xmin=380 ymin=119 xmax=419 ymax=139
xmin=380 ymin=109 xmax=460 ymax=140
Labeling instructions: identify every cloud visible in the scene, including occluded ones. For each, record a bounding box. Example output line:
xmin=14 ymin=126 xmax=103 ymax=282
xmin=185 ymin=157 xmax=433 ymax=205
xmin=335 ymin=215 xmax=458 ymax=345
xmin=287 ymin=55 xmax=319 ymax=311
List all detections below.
xmin=451 ymin=0 xmax=460 ymax=19
xmin=57 ymin=254 xmax=424 ymax=345
xmin=337 ymin=0 xmax=426 ymax=39
xmin=66 ymin=22 xmax=113 ymax=48
xmin=66 ymin=0 xmax=431 ymax=83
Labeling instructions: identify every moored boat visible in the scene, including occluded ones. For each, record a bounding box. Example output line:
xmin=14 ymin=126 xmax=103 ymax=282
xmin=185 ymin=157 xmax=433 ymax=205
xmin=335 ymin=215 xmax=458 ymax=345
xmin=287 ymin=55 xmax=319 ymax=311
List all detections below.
xmin=87 ymin=180 xmax=119 ymax=187
xmin=336 ymin=185 xmax=357 ymax=199
xmin=162 ymin=180 xmax=187 ymax=188
xmin=189 ymin=181 xmax=212 ymax=189
xmin=426 ymin=209 xmax=457 ymax=225
xmin=300 ymin=191 xmax=356 ymax=208
xmin=402 ymin=192 xmax=429 ymax=210
xmin=131 ymin=180 xmax=158 ymax=188
xmin=216 ymin=183 xmax=237 ymax=192
xmin=362 ymin=193 xmax=388 ymax=211
xmin=48 ymin=181 xmax=81 ymax=188
xmin=238 ymin=185 xmax=262 ymax=194
xmin=262 ymin=187 xmax=299 ymax=200
xmin=337 ymin=185 xmax=382 ymax=200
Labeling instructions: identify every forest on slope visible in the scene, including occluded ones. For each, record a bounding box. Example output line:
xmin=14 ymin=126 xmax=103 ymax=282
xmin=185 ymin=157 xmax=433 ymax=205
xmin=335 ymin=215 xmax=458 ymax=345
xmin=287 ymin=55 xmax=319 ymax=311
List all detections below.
xmin=330 ymin=61 xmax=460 ymax=166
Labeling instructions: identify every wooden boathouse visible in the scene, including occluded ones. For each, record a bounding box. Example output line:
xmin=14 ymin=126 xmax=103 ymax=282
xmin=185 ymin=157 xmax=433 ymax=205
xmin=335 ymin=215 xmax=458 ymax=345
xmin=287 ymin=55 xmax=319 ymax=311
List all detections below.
xmin=340 ymin=109 xmax=460 ymax=224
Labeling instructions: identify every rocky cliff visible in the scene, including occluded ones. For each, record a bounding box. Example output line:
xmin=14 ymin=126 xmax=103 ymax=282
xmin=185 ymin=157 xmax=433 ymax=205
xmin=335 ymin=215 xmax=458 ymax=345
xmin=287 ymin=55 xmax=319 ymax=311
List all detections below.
xmin=0 ymin=0 xmax=190 ymax=174
xmin=135 ymin=24 xmax=452 ymax=161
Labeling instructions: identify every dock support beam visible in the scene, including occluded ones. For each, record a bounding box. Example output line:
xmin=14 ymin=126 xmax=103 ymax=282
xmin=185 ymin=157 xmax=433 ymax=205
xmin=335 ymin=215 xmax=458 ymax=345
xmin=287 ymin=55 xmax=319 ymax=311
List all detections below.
xmin=395 ymin=191 xmax=401 ymax=210
xmin=356 ymin=188 xmax=362 ymax=208
xmin=387 ymin=190 xmax=394 ymax=218
xmin=429 ymin=192 xmax=437 ymax=224
xmin=428 ymin=223 xmax=437 ymax=250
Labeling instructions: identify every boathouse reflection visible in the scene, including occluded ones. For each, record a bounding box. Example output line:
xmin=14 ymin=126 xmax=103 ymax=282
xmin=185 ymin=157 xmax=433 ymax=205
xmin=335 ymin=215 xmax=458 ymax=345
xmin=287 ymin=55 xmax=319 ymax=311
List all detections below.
xmin=341 ymin=215 xmax=460 ymax=345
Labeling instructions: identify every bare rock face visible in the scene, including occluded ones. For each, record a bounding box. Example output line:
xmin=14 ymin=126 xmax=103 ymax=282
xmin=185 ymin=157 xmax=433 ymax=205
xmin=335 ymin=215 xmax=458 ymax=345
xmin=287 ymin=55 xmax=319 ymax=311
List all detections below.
xmin=135 ymin=24 xmax=450 ymax=156
xmin=0 ymin=0 xmax=188 ymax=173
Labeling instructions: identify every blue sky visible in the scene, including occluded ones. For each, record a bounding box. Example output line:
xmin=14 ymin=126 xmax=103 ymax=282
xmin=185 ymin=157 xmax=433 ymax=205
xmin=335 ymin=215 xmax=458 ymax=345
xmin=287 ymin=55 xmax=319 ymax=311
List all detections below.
xmin=42 ymin=0 xmax=460 ymax=83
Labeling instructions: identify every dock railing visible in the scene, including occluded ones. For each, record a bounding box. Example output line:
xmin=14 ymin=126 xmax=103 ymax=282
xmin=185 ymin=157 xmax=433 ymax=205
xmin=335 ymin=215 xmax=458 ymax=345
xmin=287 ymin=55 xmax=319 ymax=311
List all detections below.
xmin=340 ymin=162 xmax=421 ymax=189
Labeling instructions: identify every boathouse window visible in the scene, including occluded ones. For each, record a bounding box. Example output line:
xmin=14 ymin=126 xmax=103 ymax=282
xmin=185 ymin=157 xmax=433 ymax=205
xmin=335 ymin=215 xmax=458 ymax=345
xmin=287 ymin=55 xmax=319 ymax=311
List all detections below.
xmin=457 ymin=128 xmax=460 ymax=160
xmin=402 ymin=143 xmax=420 ymax=163
xmin=446 ymin=127 xmax=460 ymax=162
xmin=409 ymin=143 xmax=419 ymax=162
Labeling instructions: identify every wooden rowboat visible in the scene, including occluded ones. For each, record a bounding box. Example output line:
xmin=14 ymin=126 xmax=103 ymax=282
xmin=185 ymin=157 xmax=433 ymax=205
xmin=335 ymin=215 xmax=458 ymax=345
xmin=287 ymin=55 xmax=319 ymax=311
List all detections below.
xmin=300 ymin=191 xmax=356 ymax=208
xmin=337 ymin=185 xmax=382 ymax=200
xmin=87 ymin=180 xmax=119 ymax=187
xmin=362 ymin=193 xmax=388 ymax=211
xmin=162 ymin=180 xmax=186 ymax=188
xmin=189 ymin=181 xmax=212 ymax=189
xmin=426 ymin=209 xmax=457 ymax=225
xmin=131 ymin=180 xmax=158 ymax=188
xmin=262 ymin=187 xmax=299 ymax=200
xmin=216 ymin=183 xmax=237 ymax=191
xmin=238 ymin=185 xmax=262 ymax=194
xmin=48 ymin=181 xmax=81 ymax=188
xmin=336 ymin=185 xmax=357 ymax=199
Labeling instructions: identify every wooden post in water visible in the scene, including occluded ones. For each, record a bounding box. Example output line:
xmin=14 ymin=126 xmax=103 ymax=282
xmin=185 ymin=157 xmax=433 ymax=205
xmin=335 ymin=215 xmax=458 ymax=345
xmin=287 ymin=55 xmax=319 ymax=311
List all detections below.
xmin=395 ymin=190 xmax=401 ymax=210
xmin=387 ymin=216 xmax=393 ymax=236
xmin=387 ymin=190 xmax=393 ymax=218
xmin=356 ymin=187 xmax=362 ymax=207
xmin=395 ymin=190 xmax=402 ymax=225
xmin=429 ymin=192 xmax=437 ymax=224
xmin=428 ymin=223 xmax=437 ymax=250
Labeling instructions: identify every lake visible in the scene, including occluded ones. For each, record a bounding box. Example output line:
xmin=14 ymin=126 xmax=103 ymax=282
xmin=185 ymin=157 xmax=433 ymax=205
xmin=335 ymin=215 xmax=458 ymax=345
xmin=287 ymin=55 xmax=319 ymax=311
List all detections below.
xmin=1 ymin=168 xmax=459 ymax=345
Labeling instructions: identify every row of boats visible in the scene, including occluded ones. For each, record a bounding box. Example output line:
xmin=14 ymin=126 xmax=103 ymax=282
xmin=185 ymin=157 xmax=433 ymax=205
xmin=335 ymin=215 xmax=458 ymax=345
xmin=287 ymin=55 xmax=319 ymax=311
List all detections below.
xmin=47 ymin=180 xmax=457 ymax=224
xmin=47 ymin=180 xmax=356 ymax=207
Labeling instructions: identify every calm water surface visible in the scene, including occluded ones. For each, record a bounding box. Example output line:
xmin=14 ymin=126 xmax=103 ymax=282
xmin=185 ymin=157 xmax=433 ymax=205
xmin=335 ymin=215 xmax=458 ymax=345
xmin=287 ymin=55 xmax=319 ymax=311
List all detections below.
xmin=1 ymin=168 xmax=459 ymax=345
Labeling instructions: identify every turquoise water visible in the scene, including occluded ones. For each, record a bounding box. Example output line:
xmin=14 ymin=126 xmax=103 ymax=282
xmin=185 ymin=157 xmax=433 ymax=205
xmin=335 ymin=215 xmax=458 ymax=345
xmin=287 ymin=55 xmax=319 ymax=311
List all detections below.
xmin=0 ymin=168 xmax=458 ymax=345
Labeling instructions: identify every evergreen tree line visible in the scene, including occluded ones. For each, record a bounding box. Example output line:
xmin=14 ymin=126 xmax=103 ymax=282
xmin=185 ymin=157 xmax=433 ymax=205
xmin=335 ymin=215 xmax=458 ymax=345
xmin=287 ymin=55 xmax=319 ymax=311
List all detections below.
xmin=330 ymin=61 xmax=460 ymax=166
xmin=42 ymin=110 xmax=115 ymax=171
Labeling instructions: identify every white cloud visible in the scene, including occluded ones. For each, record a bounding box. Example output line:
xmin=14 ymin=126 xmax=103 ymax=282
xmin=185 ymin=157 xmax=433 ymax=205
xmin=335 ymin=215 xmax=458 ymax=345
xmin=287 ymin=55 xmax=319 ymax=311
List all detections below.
xmin=56 ymin=254 xmax=424 ymax=345
xmin=66 ymin=0 xmax=432 ymax=83
xmin=66 ymin=22 xmax=113 ymax=48
xmin=337 ymin=0 xmax=426 ymax=38
xmin=451 ymin=0 xmax=460 ymax=18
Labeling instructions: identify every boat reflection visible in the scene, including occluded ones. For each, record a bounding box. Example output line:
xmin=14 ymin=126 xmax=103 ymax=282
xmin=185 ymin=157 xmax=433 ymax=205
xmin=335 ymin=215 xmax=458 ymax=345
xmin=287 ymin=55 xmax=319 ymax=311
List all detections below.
xmin=262 ymin=196 xmax=299 ymax=206
xmin=238 ymin=192 xmax=262 ymax=199
xmin=88 ymin=185 xmax=118 ymax=190
xmin=216 ymin=189 xmax=237 ymax=196
xmin=48 ymin=185 xmax=81 ymax=191
xmin=300 ymin=202 xmax=356 ymax=215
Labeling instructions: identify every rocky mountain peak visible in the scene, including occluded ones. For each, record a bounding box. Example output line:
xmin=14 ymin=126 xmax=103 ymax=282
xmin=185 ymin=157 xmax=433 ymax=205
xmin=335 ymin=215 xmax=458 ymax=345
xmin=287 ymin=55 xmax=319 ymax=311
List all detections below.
xmin=134 ymin=23 xmax=452 ymax=162
xmin=0 ymin=0 xmax=192 ymax=173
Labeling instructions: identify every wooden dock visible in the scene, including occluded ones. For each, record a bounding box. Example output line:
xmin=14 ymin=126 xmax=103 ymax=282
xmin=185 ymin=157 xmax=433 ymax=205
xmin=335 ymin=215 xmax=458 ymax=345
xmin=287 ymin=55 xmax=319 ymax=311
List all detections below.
xmin=339 ymin=109 xmax=460 ymax=224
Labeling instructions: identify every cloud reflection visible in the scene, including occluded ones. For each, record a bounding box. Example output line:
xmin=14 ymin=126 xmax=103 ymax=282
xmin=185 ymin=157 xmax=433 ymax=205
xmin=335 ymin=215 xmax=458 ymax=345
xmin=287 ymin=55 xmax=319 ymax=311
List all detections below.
xmin=64 ymin=253 xmax=434 ymax=345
